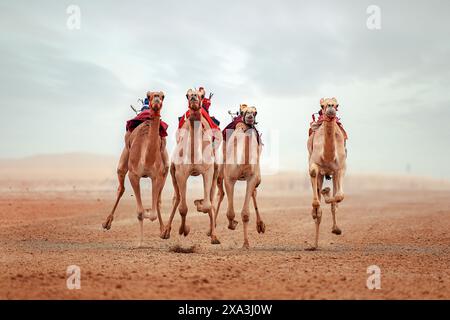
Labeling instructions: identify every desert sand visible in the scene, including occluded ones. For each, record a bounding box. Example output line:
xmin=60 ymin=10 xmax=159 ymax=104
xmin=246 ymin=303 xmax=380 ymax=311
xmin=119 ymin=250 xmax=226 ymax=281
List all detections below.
xmin=0 ymin=154 xmax=449 ymax=299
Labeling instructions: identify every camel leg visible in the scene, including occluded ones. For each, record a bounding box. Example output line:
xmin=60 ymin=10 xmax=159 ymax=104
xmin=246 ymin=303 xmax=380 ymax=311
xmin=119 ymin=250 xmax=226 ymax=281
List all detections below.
xmin=224 ymin=177 xmax=238 ymax=230
xmin=102 ymin=147 xmax=128 ymax=230
xmin=241 ymin=175 xmax=258 ymax=249
xmin=253 ymin=189 xmax=265 ymax=234
xmin=177 ymin=172 xmax=190 ymax=237
xmin=202 ymin=169 xmax=220 ymax=244
xmin=334 ymin=169 xmax=345 ymax=203
xmin=129 ymin=173 xmax=145 ymax=247
xmin=215 ymin=176 xmax=225 ymax=225
xmin=151 ymin=176 xmax=165 ymax=234
xmin=331 ymin=177 xmax=342 ymax=235
xmin=161 ymin=164 xmax=179 ymax=240
xmin=309 ymin=163 xmax=320 ymax=208
xmin=308 ymin=164 xmax=322 ymax=250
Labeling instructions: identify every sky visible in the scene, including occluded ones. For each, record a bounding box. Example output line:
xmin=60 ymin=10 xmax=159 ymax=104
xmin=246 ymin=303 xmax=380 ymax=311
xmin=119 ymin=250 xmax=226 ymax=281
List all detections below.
xmin=1 ymin=0 xmax=449 ymax=178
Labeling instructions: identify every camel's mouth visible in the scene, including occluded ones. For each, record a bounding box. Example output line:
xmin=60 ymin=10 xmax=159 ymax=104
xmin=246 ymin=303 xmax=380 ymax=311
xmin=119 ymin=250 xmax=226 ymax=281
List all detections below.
xmin=245 ymin=115 xmax=255 ymax=125
xmin=188 ymin=99 xmax=201 ymax=110
xmin=325 ymin=106 xmax=336 ymax=118
xmin=151 ymin=103 xmax=162 ymax=110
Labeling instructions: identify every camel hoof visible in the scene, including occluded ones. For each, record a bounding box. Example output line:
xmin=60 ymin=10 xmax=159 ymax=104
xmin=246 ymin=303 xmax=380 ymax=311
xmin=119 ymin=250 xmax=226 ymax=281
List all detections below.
xmin=242 ymin=242 xmax=250 ymax=249
xmin=211 ymin=236 xmax=221 ymax=245
xmin=179 ymin=225 xmax=190 ymax=237
xmin=332 ymin=227 xmax=342 ymax=235
xmin=334 ymin=193 xmax=344 ymax=203
xmin=228 ymin=220 xmax=238 ymax=230
xmin=160 ymin=227 xmax=171 ymax=240
xmin=102 ymin=221 xmax=111 ymax=230
xmin=144 ymin=209 xmax=157 ymax=222
xmin=256 ymin=221 xmax=266 ymax=234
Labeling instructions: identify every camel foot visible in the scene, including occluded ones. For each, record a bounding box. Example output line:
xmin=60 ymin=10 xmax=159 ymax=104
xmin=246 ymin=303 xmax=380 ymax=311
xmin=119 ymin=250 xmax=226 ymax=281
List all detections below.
xmin=334 ymin=193 xmax=344 ymax=203
xmin=210 ymin=236 xmax=221 ymax=245
xmin=332 ymin=227 xmax=342 ymax=235
xmin=242 ymin=241 xmax=250 ymax=249
xmin=321 ymin=188 xmax=333 ymax=204
xmin=144 ymin=209 xmax=157 ymax=222
xmin=321 ymin=187 xmax=331 ymax=195
xmin=228 ymin=220 xmax=238 ymax=230
xmin=160 ymin=226 xmax=171 ymax=240
xmin=194 ymin=199 xmax=202 ymax=211
xmin=179 ymin=224 xmax=190 ymax=237
xmin=256 ymin=220 xmax=266 ymax=234
xmin=102 ymin=218 xmax=112 ymax=230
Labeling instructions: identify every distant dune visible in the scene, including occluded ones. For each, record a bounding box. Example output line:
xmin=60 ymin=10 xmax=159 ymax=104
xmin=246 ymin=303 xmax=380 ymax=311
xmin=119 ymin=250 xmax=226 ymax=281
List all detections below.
xmin=0 ymin=153 xmax=117 ymax=180
xmin=0 ymin=153 xmax=449 ymax=192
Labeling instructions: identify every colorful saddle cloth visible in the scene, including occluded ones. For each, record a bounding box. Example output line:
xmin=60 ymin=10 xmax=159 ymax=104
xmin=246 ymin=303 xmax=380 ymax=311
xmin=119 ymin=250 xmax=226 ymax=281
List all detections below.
xmin=309 ymin=112 xmax=348 ymax=140
xmin=126 ymin=110 xmax=168 ymax=137
xmin=222 ymin=116 xmax=261 ymax=145
xmin=178 ymin=107 xmax=220 ymax=130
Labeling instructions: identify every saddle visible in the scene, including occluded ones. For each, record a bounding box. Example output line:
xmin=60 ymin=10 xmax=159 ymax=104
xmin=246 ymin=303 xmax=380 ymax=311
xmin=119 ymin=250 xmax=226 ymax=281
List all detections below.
xmin=222 ymin=116 xmax=261 ymax=145
xmin=178 ymin=107 xmax=220 ymax=130
xmin=126 ymin=110 xmax=168 ymax=137
xmin=308 ymin=113 xmax=348 ymax=140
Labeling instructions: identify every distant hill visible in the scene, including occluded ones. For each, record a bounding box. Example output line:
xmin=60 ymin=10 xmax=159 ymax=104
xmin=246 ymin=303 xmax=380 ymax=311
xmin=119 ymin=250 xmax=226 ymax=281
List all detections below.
xmin=0 ymin=153 xmax=117 ymax=180
xmin=0 ymin=153 xmax=449 ymax=192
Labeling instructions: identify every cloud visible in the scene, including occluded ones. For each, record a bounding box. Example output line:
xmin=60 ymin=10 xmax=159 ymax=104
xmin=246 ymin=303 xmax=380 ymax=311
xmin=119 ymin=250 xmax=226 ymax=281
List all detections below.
xmin=0 ymin=0 xmax=449 ymax=178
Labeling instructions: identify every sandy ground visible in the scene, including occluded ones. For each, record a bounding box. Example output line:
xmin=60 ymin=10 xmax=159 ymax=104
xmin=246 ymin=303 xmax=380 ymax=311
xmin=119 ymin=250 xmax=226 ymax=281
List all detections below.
xmin=0 ymin=187 xmax=449 ymax=300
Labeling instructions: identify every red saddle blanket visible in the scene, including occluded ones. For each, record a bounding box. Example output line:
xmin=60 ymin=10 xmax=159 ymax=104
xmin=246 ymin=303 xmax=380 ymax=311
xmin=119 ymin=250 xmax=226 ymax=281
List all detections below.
xmin=178 ymin=107 xmax=219 ymax=130
xmin=222 ymin=116 xmax=261 ymax=145
xmin=126 ymin=110 xmax=168 ymax=137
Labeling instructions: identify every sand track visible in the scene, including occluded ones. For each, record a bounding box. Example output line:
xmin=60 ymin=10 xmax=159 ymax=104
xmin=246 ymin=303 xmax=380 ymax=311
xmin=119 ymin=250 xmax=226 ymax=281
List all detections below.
xmin=0 ymin=189 xmax=449 ymax=299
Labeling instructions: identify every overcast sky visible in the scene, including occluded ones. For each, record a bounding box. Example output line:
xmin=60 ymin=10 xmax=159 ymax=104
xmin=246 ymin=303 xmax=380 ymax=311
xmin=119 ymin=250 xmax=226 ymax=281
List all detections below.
xmin=1 ymin=0 xmax=449 ymax=178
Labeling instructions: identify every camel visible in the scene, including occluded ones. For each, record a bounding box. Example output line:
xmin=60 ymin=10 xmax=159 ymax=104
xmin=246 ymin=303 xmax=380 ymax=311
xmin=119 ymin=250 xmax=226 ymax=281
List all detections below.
xmin=307 ymin=97 xmax=347 ymax=250
xmin=161 ymin=89 xmax=221 ymax=244
xmin=215 ymin=105 xmax=265 ymax=249
xmin=102 ymin=91 xmax=169 ymax=247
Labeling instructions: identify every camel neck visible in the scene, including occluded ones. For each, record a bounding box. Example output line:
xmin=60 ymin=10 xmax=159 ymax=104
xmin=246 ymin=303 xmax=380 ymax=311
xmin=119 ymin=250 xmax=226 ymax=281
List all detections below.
xmin=322 ymin=119 xmax=336 ymax=162
xmin=189 ymin=116 xmax=203 ymax=165
xmin=147 ymin=115 xmax=161 ymax=155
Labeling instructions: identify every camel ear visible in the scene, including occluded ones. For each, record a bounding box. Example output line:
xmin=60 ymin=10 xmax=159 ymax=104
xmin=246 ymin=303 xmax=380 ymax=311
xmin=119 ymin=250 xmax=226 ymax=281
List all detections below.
xmin=320 ymin=98 xmax=325 ymax=105
xmin=160 ymin=91 xmax=165 ymax=101
xmin=186 ymin=89 xmax=193 ymax=99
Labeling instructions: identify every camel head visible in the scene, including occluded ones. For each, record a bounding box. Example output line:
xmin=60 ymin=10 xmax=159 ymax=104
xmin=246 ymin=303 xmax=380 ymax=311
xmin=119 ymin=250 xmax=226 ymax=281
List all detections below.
xmin=147 ymin=91 xmax=165 ymax=116
xmin=321 ymin=97 xmax=339 ymax=119
xmin=186 ymin=88 xmax=204 ymax=112
xmin=243 ymin=105 xmax=257 ymax=126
